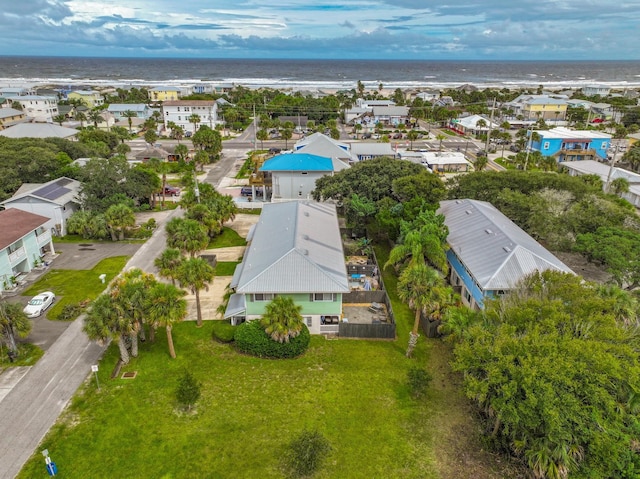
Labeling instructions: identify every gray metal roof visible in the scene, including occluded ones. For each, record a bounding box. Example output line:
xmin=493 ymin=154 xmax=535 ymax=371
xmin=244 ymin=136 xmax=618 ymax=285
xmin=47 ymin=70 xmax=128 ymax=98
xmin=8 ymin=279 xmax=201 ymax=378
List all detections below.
xmin=561 ymin=160 xmax=640 ymax=184
xmin=0 ymin=123 xmax=78 ymax=139
xmin=438 ymin=199 xmax=573 ymax=291
xmin=224 ymin=293 xmax=246 ymax=318
xmin=349 ymin=142 xmax=395 ymax=157
xmin=234 ymin=201 xmax=349 ymax=294
xmin=295 ymin=134 xmax=355 ymax=166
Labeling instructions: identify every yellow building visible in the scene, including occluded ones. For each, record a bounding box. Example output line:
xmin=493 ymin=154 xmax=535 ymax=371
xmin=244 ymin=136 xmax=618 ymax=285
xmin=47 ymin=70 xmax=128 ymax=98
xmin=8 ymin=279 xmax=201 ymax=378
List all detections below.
xmin=149 ymin=87 xmax=182 ymax=102
xmin=67 ymin=90 xmax=104 ymax=108
xmin=522 ymin=97 xmax=567 ymax=121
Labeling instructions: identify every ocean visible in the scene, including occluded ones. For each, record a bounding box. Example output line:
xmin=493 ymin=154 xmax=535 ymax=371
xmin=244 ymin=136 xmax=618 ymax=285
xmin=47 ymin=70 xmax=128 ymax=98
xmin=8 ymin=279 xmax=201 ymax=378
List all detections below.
xmin=0 ymin=56 xmax=639 ymax=91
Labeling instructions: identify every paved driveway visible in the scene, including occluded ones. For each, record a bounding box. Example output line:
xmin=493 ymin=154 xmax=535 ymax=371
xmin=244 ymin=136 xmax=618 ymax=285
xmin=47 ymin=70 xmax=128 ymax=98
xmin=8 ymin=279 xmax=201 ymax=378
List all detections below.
xmin=52 ymin=242 xmax=142 ymax=270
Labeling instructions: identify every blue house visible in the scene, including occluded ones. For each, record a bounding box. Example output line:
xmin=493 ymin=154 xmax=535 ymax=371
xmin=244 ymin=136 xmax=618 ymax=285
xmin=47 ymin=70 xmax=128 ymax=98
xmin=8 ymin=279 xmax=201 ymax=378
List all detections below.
xmin=530 ymin=127 xmax=611 ymax=162
xmin=438 ymin=199 xmax=573 ymax=310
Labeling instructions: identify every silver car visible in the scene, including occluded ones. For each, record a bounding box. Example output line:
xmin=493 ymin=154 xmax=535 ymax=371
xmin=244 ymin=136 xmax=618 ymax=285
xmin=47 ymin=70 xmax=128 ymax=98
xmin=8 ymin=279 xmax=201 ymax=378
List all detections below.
xmin=23 ymin=291 xmax=55 ymax=318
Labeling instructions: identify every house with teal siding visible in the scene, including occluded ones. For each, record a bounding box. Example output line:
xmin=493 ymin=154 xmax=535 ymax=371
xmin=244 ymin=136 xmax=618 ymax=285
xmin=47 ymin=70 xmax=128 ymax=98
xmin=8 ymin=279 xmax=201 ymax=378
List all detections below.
xmin=0 ymin=209 xmax=55 ymax=292
xmin=225 ymin=201 xmax=349 ymax=334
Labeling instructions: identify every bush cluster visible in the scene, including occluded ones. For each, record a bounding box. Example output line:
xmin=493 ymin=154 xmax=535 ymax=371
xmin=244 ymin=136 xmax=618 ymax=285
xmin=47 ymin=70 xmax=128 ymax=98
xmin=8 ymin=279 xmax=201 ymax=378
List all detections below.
xmin=234 ymin=320 xmax=310 ymax=358
xmin=283 ymin=429 xmax=332 ymax=478
xmin=211 ymin=320 xmax=237 ymax=343
xmin=57 ymin=303 xmax=85 ymax=321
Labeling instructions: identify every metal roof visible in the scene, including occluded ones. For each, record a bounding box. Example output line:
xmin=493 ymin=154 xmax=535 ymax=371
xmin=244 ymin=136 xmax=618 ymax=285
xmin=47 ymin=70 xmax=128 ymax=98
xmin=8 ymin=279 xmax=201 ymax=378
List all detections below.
xmin=0 ymin=123 xmax=78 ymax=139
xmin=1 ymin=177 xmax=81 ymax=206
xmin=234 ymin=201 xmax=349 ymax=294
xmin=438 ymin=199 xmax=574 ymax=291
xmin=349 ymin=142 xmax=395 ymax=156
xmin=223 ymin=293 xmax=246 ymax=318
xmin=260 ymin=153 xmax=334 ymax=172
xmin=536 ymin=127 xmax=611 ymax=140
xmin=560 ymin=160 xmax=640 ymax=184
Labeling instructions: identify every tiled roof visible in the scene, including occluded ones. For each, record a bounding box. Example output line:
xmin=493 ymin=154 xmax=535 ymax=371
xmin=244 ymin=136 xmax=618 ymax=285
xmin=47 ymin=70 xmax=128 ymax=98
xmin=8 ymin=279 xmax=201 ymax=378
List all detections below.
xmin=0 ymin=209 xmax=49 ymax=250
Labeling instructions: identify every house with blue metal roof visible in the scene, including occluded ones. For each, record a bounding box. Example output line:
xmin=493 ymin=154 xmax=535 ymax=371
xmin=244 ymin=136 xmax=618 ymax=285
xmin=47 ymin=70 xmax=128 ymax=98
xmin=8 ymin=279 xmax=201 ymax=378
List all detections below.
xmin=259 ymin=152 xmax=349 ymax=202
xmin=438 ymin=199 xmax=574 ymax=309
xmin=224 ymin=201 xmax=350 ymax=334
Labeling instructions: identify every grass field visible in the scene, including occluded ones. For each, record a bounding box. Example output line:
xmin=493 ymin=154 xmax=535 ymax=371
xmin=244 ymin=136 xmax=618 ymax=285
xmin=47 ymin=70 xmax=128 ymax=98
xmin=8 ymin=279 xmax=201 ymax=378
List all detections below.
xmin=22 ymin=257 xmax=130 ymax=320
xmin=16 ymin=250 xmax=517 ymax=478
xmin=214 ymin=261 xmax=240 ymax=276
xmin=208 ymin=227 xmax=247 ymax=249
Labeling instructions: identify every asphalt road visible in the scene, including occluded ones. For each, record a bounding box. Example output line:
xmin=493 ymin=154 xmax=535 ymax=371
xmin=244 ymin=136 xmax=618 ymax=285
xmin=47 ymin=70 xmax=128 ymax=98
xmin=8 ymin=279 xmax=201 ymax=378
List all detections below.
xmin=0 ymin=146 xmax=247 ymax=478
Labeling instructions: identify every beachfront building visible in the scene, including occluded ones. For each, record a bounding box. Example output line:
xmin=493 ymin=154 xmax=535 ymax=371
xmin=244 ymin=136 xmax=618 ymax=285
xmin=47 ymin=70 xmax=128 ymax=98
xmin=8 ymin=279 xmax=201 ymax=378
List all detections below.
xmin=0 ymin=208 xmax=56 ymax=292
xmin=259 ymin=153 xmax=349 ymax=202
xmin=529 ymin=127 xmax=611 ymax=162
xmin=0 ymin=108 xmax=28 ymax=130
xmin=438 ymin=199 xmax=574 ymax=310
xmin=67 ymin=90 xmax=104 ymax=108
xmin=225 ymin=201 xmax=349 ymax=333
xmin=372 ymin=106 xmax=410 ymax=126
xmin=162 ymin=100 xmax=218 ymax=134
xmin=560 ymin=160 xmax=640 ymax=207
xmin=583 ymin=85 xmax=611 ymax=97
xmin=504 ymin=94 xmax=568 ymax=122
xmin=149 ymin=87 xmax=182 ymax=102
xmin=0 ymin=177 xmax=81 ymax=236
xmin=12 ymin=95 xmax=59 ymax=123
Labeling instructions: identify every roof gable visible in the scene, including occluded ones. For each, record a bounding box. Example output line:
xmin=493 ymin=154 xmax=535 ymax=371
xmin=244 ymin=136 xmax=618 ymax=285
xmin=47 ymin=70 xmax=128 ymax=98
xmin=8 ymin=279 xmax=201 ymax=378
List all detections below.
xmin=0 ymin=209 xmax=49 ymax=250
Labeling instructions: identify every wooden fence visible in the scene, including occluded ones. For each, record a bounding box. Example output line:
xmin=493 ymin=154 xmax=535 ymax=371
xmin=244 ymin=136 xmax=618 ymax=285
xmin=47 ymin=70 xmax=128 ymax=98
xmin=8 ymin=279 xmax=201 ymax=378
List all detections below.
xmin=339 ymin=322 xmax=396 ymax=339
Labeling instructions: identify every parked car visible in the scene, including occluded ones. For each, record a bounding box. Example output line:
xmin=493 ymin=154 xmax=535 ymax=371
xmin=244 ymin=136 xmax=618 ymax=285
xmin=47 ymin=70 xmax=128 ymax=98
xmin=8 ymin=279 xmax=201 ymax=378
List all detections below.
xmin=268 ymin=148 xmax=282 ymax=155
xmin=509 ymin=145 xmax=521 ymax=152
xmin=240 ymin=187 xmax=253 ymax=197
xmin=23 ymin=291 xmax=55 ymax=318
xmin=163 ymin=186 xmax=181 ymax=196
xmin=392 ymin=133 xmax=403 ymax=139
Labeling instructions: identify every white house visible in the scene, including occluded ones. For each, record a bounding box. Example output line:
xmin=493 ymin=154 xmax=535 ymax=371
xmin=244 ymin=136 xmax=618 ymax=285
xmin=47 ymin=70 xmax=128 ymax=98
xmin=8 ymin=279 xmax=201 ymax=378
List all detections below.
xmin=560 ymin=160 xmax=640 ymax=207
xmin=13 ymin=95 xmax=59 ymax=122
xmin=0 ymin=177 xmax=82 ymax=236
xmin=259 ymin=153 xmax=349 ymax=202
xmin=583 ymin=85 xmax=611 ymax=97
xmin=162 ymin=100 xmax=218 ymax=134
xmin=294 ymin=133 xmax=356 ymax=164
xmin=421 ymin=151 xmax=471 ymax=173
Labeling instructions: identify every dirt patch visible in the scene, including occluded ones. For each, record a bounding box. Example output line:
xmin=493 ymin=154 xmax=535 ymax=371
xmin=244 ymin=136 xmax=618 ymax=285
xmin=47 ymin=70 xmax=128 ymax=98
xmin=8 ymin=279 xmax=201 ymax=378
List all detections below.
xmin=552 ymin=250 xmax=612 ymax=284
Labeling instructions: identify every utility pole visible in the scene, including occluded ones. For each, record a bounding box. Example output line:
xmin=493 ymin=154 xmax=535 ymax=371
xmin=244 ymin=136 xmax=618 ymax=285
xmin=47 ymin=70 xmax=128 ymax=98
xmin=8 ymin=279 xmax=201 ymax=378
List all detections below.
xmin=484 ymin=98 xmax=497 ymax=155
xmin=605 ymin=143 xmax=621 ymax=193
xmin=253 ymin=104 xmax=257 ymax=151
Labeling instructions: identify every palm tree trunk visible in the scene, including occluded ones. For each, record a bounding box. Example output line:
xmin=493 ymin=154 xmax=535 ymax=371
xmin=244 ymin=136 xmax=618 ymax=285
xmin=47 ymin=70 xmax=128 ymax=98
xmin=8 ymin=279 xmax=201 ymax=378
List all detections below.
xmin=130 ymin=332 xmax=138 ymax=357
xmin=166 ymin=326 xmax=176 ymax=358
xmin=118 ymin=335 xmax=130 ymax=364
xmin=195 ymin=288 xmax=203 ymax=327
xmin=406 ymin=309 xmax=422 ymax=358
xmin=138 ymin=320 xmax=146 ymax=342
xmin=149 ymin=326 xmax=156 ymax=343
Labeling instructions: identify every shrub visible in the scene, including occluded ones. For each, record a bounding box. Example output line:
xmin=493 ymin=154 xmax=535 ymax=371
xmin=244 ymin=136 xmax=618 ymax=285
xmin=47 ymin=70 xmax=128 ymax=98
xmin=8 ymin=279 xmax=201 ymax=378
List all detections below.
xmin=283 ymin=429 xmax=332 ymax=478
xmin=234 ymin=320 xmax=310 ymax=359
xmin=211 ymin=320 xmax=237 ymax=343
xmin=57 ymin=303 xmax=85 ymax=321
xmin=407 ymin=367 xmax=432 ymax=399
xmin=175 ymin=370 xmax=201 ymax=411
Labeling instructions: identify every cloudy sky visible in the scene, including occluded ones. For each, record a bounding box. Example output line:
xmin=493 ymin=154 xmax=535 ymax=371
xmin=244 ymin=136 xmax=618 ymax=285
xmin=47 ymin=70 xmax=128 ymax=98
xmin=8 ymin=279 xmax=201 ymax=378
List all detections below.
xmin=1 ymin=0 xmax=639 ymax=60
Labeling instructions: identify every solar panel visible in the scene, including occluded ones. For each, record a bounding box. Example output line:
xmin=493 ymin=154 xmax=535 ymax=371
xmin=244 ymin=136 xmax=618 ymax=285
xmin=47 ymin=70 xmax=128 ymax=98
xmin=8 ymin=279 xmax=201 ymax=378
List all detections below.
xmin=31 ymin=179 xmax=74 ymax=200
xmin=32 ymin=184 xmax=57 ymax=198
xmin=41 ymin=187 xmax=70 ymax=200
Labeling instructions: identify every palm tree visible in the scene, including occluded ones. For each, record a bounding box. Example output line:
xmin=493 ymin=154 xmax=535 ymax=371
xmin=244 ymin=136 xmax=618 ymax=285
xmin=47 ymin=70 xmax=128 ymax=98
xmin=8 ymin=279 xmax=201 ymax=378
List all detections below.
xmin=122 ymin=110 xmax=137 ymax=133
xmin=354 ymin=123 xmax=363 ymax=139
xmin=188 ymin=114 xmax=201 ymax=134
xmin=0 ymin=300 xmax=31 ymax=356
xmin=185 ymin=204 xmax=222 ymax=239
xmin=260 ymin=296 xmax=304 ymax=343
xmin=473 ymin=155 xmax=488 ymax=172
xmin=257 ymin=129 xmax=268 ymax=149
xmin=436 ymin=133 xmax=446 ymax=151
xmin=166 ymin=218 xmax=209 ymax=257
xmin=176 ymin=257 xmax=215 ymax=327
xmin=610 ymin=177 xmax=630 ymax=195
xmin=281 ymin=128 xmax=293 ymax=149
xmin=88 ymin=109 xmax=105 ymax=129
xmin=397 ymin=263 xmax=444 ymax=358
xmin=406 ymin=130 xmax=419 ymax=149
xmin=110 ymin=268 xmax=156 ymax=347
xmin=53 ymin=114 xmax=66 ymax=126
xmin=174 ymin=143 xmax=189 ymax=162
xmin=104 ymin=203 xmax=135 ymax=241
xmin=146 ymin=283 xmax=187 ymax=358
xmin=154 ymin=248 xmax=183 ymax=286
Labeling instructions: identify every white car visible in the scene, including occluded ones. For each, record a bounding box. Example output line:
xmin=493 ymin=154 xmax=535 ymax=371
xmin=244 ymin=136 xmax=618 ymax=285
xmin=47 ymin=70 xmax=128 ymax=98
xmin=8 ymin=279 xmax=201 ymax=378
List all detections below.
xmin=23 ymin=291 xmax=55 ymax=318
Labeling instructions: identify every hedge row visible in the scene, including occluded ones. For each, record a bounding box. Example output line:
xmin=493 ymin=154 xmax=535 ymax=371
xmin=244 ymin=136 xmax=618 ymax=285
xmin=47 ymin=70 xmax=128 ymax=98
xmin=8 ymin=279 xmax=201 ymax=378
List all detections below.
xmin=234 ymin=320 xmax=310 ymax=359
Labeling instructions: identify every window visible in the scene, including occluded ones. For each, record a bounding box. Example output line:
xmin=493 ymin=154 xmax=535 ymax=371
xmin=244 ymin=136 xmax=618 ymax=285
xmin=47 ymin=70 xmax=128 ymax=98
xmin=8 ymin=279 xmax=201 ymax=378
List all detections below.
xmin=253 ymin=293 xmax=275 ymax=302
xmin=305 ymin=317 xmax=313 ymax=327
xmin=464 ymin=289 xmax=472 ymax=304
xmin=543 ymin=141 xmax=550 ymax=150
xmin=311 ymin=293 xmax=336 ymax=302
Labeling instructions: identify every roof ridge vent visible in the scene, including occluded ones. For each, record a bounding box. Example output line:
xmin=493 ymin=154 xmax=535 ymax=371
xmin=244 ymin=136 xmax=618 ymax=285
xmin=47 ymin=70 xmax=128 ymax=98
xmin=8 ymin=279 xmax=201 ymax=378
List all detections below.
xmin=303 ymin=234 xmax=309 ymax=240
xmin=304 ymin=211 xmax=310 ymax=216
xmin=503 ymin=246 xmax=511 ymax=253
xmin=465 ymin=210 xmax=472 ymax=215
xmin=485 ymin=228 xmax=493 ymax=234
xmin=301 ymin=248 xmax=309 ymax=255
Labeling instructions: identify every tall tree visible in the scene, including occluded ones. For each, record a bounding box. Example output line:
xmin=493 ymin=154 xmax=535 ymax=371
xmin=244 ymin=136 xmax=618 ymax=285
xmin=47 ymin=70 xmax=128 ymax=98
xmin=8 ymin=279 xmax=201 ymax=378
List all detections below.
xmin=154 ymin=248 xmax=183 ymax=286
xmin=0 ymin=300 xmax=31 ymax=356
xmin=146 ymin=282 xmax=187 ymax=358
xmin=104 ymin=203 xmax=135 ymax=241
xmin=176 ymin=257 xmax=215 ymax=327
xmin=122 ymin=110 xmax=137 ymax=133
xmin=165 ymin=218 xmax=209 ymax=257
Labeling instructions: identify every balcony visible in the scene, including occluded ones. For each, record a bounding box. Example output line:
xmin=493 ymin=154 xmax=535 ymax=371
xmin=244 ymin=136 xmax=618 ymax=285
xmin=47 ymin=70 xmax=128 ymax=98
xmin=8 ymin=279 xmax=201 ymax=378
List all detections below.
xmin=8 ymin=246 xmax=26 ymax=264
xmin=36 ymin=230 xmax=51 ymax=246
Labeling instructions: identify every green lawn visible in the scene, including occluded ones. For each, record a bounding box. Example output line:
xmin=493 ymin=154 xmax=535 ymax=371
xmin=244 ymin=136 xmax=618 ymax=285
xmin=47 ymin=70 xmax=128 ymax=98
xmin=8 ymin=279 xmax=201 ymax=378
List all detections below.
xmin=17 ymin=248 xmax=511 ymax=478
xmin=22 ymin=257 xmax=130 ymax=320
xmin=214 ymin=261 xmax=240 ymax=276
xmin=208 ymin=227 xmax=247 ymax=248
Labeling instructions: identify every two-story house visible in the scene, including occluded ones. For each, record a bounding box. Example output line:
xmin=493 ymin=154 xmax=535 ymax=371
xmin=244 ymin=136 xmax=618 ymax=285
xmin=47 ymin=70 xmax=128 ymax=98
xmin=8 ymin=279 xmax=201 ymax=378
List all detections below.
xmin=107 ymin=104 xmax=156 ymax=121
xmin=13 ymin=95 xmax=59 ymax=123
xmin=0 ymin=209 xmax=56 ymax=292
xmin=530 ymin=127 xmax=611 ymax=162
xmin=438 ymin=199 xmax=573 ymax=310
xmin=225 ymin=201 xmax=350 ymax=334
xmin=162 ymin=100 xmax=218 ymax=134
xmin=505 ymin=94 xmax=568 ymax=121
xmin=149 ymin=87 xmax=182 ymax=102
xmin=0 ymin=108 xmax=28 ymax=130
xmin=67 ymin=90 xmax=104 ymax=108
xmin=0 ymin=177 xmax=82 ymax=236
